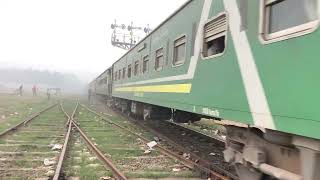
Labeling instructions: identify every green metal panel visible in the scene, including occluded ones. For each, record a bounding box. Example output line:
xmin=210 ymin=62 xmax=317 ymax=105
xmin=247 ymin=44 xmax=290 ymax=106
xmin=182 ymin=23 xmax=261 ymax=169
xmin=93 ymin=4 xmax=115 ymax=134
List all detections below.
xmin=247 ymin=1 xmax=320 ymax=138
xmin=110 ymin=0 xmax=320 ymax=140
xmin=113 ymin=0 xmax=253 ymax=125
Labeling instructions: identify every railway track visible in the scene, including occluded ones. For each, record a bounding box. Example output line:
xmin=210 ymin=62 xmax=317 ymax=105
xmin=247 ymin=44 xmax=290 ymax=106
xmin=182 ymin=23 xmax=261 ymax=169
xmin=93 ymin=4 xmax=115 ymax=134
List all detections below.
xmin=82 ymin=104 xmax=236 ymax=180
xmin=0 ymin=101 xmax=122 ymax=179
xmin=0 ymin=103 xmax=68 ymax=179
xmin=75 ymin=104 xmax=201 ymax=179
xmin=54 ymin=102 xmax=127 ymax=179
xmin=141 ymin=120 xmax=237 ymax=179
xmin=0 ymin=100 xmax=237 ymax=179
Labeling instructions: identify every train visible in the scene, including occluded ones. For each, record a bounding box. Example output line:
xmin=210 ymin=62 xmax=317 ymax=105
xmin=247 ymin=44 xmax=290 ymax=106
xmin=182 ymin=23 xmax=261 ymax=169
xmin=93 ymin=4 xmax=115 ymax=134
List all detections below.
xmin=89 ymin=1 xmax=320 ymax=179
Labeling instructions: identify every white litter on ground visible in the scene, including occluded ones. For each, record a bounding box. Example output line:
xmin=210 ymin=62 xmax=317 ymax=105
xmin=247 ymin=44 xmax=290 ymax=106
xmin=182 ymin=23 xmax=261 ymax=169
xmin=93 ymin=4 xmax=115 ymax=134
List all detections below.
xmin=100 ymin=176 xmax=112 ymax=180
xmin=43 ymin=158 xmax=56 ymax=166
xmin=172 ymin=168 xmax=181 ymax=172
xmin=182 ymin=153 xmax=190 ymax=159
xmin=88 ymin=157 xmax=97 ymax=161
xmin=51 ymin=144 xmax=63 ymax=150
xmin=146 ymin=141 xmax=157 ymax=149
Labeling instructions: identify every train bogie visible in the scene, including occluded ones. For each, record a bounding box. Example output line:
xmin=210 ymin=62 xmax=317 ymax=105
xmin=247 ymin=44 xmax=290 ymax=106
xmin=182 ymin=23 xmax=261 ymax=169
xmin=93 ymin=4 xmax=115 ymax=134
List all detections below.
xmin=173 ymin=110 xmax=201 ymax=123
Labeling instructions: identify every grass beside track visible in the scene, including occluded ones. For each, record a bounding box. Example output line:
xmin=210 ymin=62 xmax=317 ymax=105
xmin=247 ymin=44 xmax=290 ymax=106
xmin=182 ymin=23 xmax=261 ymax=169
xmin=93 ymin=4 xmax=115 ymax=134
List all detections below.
xmin=76 ymin=107 xmax=199 ymax=179
xmin=0 ymin=95 xmax=57 ymax=133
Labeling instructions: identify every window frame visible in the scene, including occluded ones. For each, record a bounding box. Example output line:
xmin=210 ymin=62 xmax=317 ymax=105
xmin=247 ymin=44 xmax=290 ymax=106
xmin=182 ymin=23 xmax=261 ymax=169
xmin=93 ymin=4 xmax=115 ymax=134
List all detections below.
xmin=172 ymin=34 xmax=187 ymax=67
xmin=142 ymin=55 xmax=149 ymax=74
xmin=201 ymin=12 xmax=228 ymax=60
xmin=127 ymin=64 xmax=132 ymax=78
xmin=134 ymin=60 xmax=139 ymax=76
xmin=259 ymin=0 xmax=319 ymax=44
xmin=155 ymin=47 xmax=164 ymax=71
xmin=122 ymin=67 xmax=126 ymax=79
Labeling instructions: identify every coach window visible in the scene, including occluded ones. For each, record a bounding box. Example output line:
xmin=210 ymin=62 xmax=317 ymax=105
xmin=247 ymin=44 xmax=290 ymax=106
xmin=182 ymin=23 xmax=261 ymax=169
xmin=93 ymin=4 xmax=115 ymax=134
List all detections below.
xmin=260 ymin=0 xmax=318 ymax=42
xmin=142 ymin=55 xmax=149 ymax=73
xmin=203 ymin=13 xmax=227 ymax=58
xmin=173 ymin=35 xmax=186 ymax=66
xmin=122 ymin=67 xmax=126 ymax=79
xmin=127 ymin=64 xmax=132 ymax=78
xmin=155 ymin=48 xmax=164 ymax=71
xmin=134 ymin=61 xmax=139 ymax=75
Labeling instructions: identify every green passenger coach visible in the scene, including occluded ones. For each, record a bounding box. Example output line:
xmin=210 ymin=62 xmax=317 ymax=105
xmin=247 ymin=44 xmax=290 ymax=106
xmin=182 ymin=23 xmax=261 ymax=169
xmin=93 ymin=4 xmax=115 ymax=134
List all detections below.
xmin=92 ymin=0 xmax=320 ymax=179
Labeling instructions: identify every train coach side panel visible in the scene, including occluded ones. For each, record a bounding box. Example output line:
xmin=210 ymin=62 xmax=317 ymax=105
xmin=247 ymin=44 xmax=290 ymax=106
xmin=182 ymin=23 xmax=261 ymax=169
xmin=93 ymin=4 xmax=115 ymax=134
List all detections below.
xmin=112 ymin=0 xmax=320 ymax=140
xmin=246 ymin=1 xmax=320 ymax=138
xmin=112 ymin=1 xmax=254 ymax=126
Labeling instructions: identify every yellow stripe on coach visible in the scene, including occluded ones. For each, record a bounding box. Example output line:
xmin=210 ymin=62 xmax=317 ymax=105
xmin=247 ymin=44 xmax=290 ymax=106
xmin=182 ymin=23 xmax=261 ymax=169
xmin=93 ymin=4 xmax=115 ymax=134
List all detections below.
xmin=114 ymin=84 xmax=192 ymax=93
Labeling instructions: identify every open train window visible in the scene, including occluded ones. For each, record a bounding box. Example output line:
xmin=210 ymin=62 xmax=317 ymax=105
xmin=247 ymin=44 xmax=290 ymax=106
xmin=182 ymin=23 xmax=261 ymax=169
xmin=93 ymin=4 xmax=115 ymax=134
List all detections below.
xmin=155 ymin=48 xmax=164 ymax=71
xmin=134 ymin=61 xmax=139 ymax=76
xmin=127 ymin=64 xmax=132 ymax=78
xmin=142 ymin=55 xmax=149 ymax=73
xmin=173 ymin=35 xmax=186 ymax=66
xmin=122 ymin=67 xmax=126 ymax=79
xmin=260 ymin=0 xmax=319 ymax=43
xmin=203 ymin=13 xmax=227 ymax=58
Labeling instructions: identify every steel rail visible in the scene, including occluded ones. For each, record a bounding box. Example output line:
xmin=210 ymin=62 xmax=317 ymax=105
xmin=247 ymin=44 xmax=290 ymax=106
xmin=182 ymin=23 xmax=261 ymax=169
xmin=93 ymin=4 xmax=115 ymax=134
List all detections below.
xmin=130 ymin=117 xmax=238 ymax=180
xmin=140 ymin=117 xmax=238 ymax=179
xmin=52 ymin=103 xmax=75 ymax=180
xmin=0 ymin=103 xmax=58 ymax=137
xmin=60 ymin=102 xmax=71 ymax=127
xmin=56 ymin=102 xmax=127 ymax=180
xmin=113 ymin=107 xmax=234 ymax=180
xmin=73 ymin=103 xmax=127 ymax=180
xmin=81 ymin=104 xmax=229 ymax=180
xmin=166 ymin=120 xmax=226 ymax=143
xmin=72 ymin=121 xmax=128 ymax=180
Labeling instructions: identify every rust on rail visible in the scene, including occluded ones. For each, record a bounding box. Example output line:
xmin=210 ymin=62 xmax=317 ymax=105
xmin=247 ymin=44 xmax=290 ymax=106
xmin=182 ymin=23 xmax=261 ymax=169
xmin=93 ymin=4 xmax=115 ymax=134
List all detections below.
xmin=72 ymin=120 xmax=128 ymax=180
xmin=56 ymin=102 xmax=127 ymax=180
xmin=0 ymin=103 xmax=58 ymax=137
xmin=81 ymin=104 xmax=229 ymax=180
xmin=52 ymin=103 xmax=75 ymax=180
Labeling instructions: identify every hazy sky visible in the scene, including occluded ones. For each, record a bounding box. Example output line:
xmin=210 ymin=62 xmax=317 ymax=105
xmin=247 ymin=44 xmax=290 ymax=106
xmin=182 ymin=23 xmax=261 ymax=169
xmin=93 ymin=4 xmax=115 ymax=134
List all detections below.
xmin=0 ymin=0 xmax=187 ymax=82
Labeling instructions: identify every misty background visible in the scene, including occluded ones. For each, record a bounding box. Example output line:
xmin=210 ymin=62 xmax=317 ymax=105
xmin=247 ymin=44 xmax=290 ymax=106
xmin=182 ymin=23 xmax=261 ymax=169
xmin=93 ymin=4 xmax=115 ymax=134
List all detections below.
xmin=0 ymin=0 xmax=187 ymax=94
xmin=0 ymin=68 xmax=84 ymax=94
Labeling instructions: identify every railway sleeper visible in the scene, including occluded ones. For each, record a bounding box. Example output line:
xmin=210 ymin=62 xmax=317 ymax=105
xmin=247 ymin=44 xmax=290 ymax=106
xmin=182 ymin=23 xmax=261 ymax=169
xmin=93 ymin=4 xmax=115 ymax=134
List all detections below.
xmin=223 ymin=126 xmax=320 ymax=180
